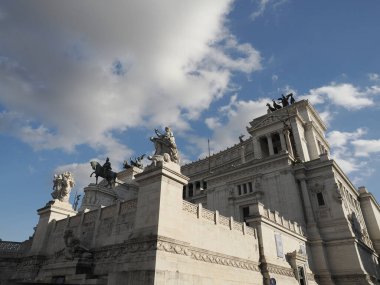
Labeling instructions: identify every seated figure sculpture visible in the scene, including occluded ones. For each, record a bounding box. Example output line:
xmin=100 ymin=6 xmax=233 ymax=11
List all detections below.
xmin=149 ymin=127 xmax=180 ymax=164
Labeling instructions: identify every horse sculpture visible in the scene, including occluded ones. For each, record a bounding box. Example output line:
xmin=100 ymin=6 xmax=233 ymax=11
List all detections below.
xmin=90 ymin=161 xmax=117 ymax=187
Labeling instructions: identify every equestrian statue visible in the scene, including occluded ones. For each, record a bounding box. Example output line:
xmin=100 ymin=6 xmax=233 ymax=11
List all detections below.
xmin=90 ymin=157 xmax=117 ymax=187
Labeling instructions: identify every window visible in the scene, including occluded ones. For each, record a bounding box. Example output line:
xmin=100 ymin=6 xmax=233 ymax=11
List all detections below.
xmin=242 ymin=206 xmax=250 ymax=223
xmin=237 ymin=182 xmax=254 ymax=195
xmin=195 ymin=181 xmax=201 ymax=190
xmin=317 ymin=192 xmax=325 ymax=206
xmin=188 ymin=183 xmax=193 ymax=197
xmin=203 ymin=181 xmax=207 ymax=190
xmin=272 ymin=133 xmax=281 ymax=154
xmin=182 ymin=186 xmax=186 ymax=199
xmin=298 ymin=266 xmax=306 ymax=285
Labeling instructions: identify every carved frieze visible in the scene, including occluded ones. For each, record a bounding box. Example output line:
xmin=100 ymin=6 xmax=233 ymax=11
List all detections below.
xmin=89 ymin=236 xmax=260 ymax=272
xmin=266 ymin=263 xmax=295 ymax=277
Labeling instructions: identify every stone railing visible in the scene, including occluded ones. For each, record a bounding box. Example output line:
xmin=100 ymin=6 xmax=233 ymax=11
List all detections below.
xmin=182 ymin=200 xmax=256 ymax=237
xmin=253 ymin=202 xmax=304 ymax=236
xmin=49 ymin=199 xmax=138 ymax=247
xmin=0 ymin=241 xmax=27 ymax=257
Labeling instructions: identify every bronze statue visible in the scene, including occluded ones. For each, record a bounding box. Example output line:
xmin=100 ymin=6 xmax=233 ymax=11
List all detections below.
xmin=123 ymin=154 xmax=145 ymax=169
xmin=272 ymin=100 xmax=282 ymax=110
xmin=266 ymin=103 xmax=276 ymax=112
xmin=90 ymin=158 xmax=117 ymax=187
xmin=287 ymin=93 xmax=295 ymax=104
xmin=278 ymin=94 xmax=289 ymax=107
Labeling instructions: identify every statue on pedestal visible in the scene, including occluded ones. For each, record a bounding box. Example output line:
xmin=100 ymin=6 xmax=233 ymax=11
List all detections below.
xmin=149 ymin=127 xmax=180 ymax=164
xmin=90 ymin=158 xmax=117 ymax=187
xmin=51 ymin=172 xmax=75 ymax=203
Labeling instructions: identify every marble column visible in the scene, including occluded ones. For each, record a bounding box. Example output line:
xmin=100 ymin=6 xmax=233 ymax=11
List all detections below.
xmin=283 ymin=128 xmax=294 ymax=157
xmin=240 ymin=145 xmax=246 ymax=164
xmin=266 ymin=134 xmax=274 ymax=156
xmin=279 ymin=131 xmax=286 ymax=152
xmin=253 ymin=137 xmax=262 ymax=159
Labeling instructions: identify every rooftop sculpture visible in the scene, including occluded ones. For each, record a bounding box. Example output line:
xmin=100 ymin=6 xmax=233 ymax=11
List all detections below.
xmin=51 ymin=171 xmax=75 ymax=203
xmin=123 ymin=154 xmax=146 ymax=169
xmin=267 ymin=93 xmax=296 ymax=113
xmin=148 ymin=126 xmax=180 ymax=165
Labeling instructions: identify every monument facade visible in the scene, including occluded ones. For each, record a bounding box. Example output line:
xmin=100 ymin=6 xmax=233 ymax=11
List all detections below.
xmin=0 ymin=100 xmax=379 ymax=285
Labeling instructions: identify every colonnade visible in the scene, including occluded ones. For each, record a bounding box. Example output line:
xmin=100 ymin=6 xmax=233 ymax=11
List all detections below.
xmin=252 ymin=128 xmax=294 ymax=159
xmin=183 ymin=180 xmax=207 ymax=199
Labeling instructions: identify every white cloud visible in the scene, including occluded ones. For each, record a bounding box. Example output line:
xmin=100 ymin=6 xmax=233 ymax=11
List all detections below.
xmin=318 ymin=110 xmax=332 ymax=126
xmin=205 ymin=117 xmax=222 ymax=129
xmin=326 ymin=128 xmax=367 ymax=174
xmin=250 ymin=0 xmax=288 ymax=21
xmin=327 ymin=128 xmax=366 ymax=148
xmin=352 ymin=139 xmax=380 ymax=157
xmin=368 ymin=73 xmax=380 ymax=81
xmin=300 ymin=83 xmax=378 ymax=110
xmin=0 ymin=1 xmax=262 ymax=160
xmin=203 ymin=95 xmax=268 ymax=154
xmin=251 ymin=0 xmax=270 ymax=21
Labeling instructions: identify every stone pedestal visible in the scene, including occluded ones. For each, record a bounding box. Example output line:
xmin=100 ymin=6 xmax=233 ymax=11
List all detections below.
xmin=30 ymin=200 xmax=77 ymax=255
xmin=133 ymin=161 xmax=189 ymax=239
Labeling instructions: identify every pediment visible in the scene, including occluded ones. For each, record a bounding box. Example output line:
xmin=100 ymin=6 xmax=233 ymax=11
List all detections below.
xmin=250 ymin=115 xmax=279 ymax=129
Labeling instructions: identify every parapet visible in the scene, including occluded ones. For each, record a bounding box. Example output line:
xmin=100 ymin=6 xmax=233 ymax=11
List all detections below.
xmin=250 ymin=202 xmax=304 ymax=237
xmin=182 ymin=200 xmax=256 ymax=237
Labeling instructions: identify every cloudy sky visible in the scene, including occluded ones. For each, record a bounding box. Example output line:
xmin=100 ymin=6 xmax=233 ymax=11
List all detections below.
xmin=1 ymin=1 xmax=380 ymax=241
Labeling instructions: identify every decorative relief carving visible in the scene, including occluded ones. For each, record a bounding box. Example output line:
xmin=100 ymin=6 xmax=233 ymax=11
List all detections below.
xmin=156 ymin=239 xmax=259 ymax=272
xmin=91 ymin=237 xmax=259 ymax=272
xmin=266 ymin=263 xmax=295 ymax=277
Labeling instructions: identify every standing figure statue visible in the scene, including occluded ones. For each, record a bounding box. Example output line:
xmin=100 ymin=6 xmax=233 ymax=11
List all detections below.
xmin=278 ymin=94 xmax=289 ymax=107
xmin=51 ymin=171 xmax=75 ymax=203
xmin=286 ymin=93 xmax=295 ymax=104
xmin=149 ymin=126 xmax=180 ymax=164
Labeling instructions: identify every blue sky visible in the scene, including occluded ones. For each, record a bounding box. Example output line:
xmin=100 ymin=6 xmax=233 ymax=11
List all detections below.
xmin=1 ymin=0 xmax=380 ymax=241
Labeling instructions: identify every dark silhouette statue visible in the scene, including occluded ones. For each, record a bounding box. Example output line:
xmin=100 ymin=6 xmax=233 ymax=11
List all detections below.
xmin=90 ymin=158 xmax=117 ymax=187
